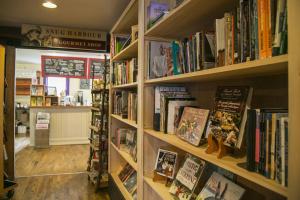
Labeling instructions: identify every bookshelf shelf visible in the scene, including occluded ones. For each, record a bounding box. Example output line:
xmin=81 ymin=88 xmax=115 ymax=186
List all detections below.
xmin=143 ymin=177 xmax=172 ymax=200
xmin=144 ymin=129 xmax=288 ymax=197
xmin=145 ymin=55 xmax=288 ymax=84
xmin=112 ymin=40 xmax=138 ymax=61
xmin=112 ymin=82 xmax=138 ymax=89
xmin=111 ymin=114 xmax=138 ymax=128
xmin=111 ymin=142 xmax=138 ymax=171
xmin=145 ymin=0 xmax=234 ymax=39
xmin=111 ymin=172 xmax=133 ymax=200
xmin=110 ymin=0 xmax=138 ymax=34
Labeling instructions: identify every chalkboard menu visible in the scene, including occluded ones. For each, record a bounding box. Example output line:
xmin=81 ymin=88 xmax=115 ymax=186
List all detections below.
xmin=41 ymin=56 xmax=87 ymax=78
xmin=89 ymin=58 xmax=105 ymax=79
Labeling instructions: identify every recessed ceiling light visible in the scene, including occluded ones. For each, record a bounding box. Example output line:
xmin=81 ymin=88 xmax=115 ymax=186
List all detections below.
xmin=42 ymin=1 xmax=57 ymax=9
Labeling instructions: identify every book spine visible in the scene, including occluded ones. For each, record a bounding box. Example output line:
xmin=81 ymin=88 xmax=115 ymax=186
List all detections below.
xmin=266 ymin=0 xmax=272 ymax=57
xmin=270 ymin=113 xmax=276 ymax=179
xmin=255 ymin=109 xmax=260 ymax=171
xmin=246 ymin=109 xmax=256 ymax=171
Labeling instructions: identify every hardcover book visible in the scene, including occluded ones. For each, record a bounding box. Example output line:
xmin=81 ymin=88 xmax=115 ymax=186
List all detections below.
xmin=176 ymin=107 xmax=210 ymax=146
xmin=123 ymin=171 xmax=137 ymax=194
xmin=169 ymin=154 xmax=206 ymax=200
xmin=205 ymin=86 xmax=253 ymax=148
xmin=196 ymin=172 xmax=245 ymax=200
xmin=154 ymin=148 xmax=178 ymax=179
xmin=147 ymin=2 xmax=169 ymax=29
xmin=148 ymin=41 xmax=172 ymax=79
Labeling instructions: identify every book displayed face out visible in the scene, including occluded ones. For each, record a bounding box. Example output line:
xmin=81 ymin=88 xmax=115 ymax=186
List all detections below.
xmin=154 ymin=148 xmax=178 ymax=179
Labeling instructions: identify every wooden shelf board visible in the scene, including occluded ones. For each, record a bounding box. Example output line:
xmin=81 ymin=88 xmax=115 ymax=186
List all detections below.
xmin=110 ymin=0 xmax=138 ymax=34
xmin=91 ymin=88 xmax=109 ymax=93
xmin=145 ymin=0 xmax=236 ymax=39
xmin=112 ymin=40 xmax=138 ymax=61
xmin=145 ymin=55 xmax=288 ymax=84
xmin=111 ymin=142 xmax=138 ymax=171
xmin=30 ymin=95 xmax=44 ymax=97
xmin=144 ymin=129 xmax=287 ymax=197
xmin=110 ymin=172 xmax=133 ymax=200
xmin=112 ymin=82 xmax=138 ymax=89
xmin=111 ymin=114 xmax=138 ymax=128
xmin=144 ymin=177 xmax=173 ymax=200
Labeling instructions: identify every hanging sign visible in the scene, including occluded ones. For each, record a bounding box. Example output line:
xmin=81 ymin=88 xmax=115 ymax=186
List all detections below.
xmin=21 ymin=24 xmax=107 ymax=51
xmin=41 ymin=55 xmax=87 ymax=78
xmin=88 ymin=58 xmax=106 ymax=79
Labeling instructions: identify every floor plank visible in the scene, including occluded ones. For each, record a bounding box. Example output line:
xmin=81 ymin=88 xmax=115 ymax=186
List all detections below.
xmin=16 ymin=145 xmax=89 ymax=177
xmin=12 ymin=173 xmax=110 ymax=200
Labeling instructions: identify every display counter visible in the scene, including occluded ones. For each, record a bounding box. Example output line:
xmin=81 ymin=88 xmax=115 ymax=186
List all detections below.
xmin=30 ymin=106 xmax=91 ymax=146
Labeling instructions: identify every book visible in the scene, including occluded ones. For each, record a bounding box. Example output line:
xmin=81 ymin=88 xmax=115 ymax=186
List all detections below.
xmin=123 ymin=171 xmax=137 ymax=194
xmin=176 ymin=107 xmax=210 ymax=146
xmin=131 ymin=25 xmax=139 ymax=42
xmin=196 ymin=172 xmax=245 ymax=200
xmin=169 ymin=154 xmax=206 ymax=200
xmin=118 ymin=163 xmax=134 ymax=182
xmin=148 ymin=41 xmax=172 ymax=79
xmin=147 ymin=2 xmax=169 ymax=29
xmin=153 ymin=86 xmax=187 ymax=131
xmin=115 ymin=35 xmax=130 ymax=54
xmin=167 ymin=100 xmax=196 ymax=134
xmin=154 ymin=148 xmax=178 ymax=179
xmin=205 ymin=86 xmax=253 ymax=148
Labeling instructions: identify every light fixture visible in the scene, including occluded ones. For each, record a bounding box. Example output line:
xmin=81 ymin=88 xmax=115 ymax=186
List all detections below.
xmin=42 ymin=1 xmax=58 ymax=9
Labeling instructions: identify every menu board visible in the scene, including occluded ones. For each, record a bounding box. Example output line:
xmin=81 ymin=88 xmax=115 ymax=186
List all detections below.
xmin=41 ymin=56 xmax=87 ymax=78
xmin=89 ymin=58 xmax=106 ymax=79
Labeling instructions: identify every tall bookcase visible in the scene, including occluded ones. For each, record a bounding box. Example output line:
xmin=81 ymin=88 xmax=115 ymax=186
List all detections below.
xmin=109 ymin=0 xmax=300 ymax=199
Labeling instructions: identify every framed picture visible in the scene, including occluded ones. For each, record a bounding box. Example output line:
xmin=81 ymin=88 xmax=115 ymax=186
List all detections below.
xmin=47 ymin=86 xmax=57 ymax=96
xmin=80 ymin=79 xmax=90 ymax=89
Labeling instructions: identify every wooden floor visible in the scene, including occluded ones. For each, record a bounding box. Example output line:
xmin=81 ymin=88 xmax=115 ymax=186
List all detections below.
xmin=16 ymin=145 xmax=89 ymax=177
xmin=12 ymin=173 xmax=110 ymax=200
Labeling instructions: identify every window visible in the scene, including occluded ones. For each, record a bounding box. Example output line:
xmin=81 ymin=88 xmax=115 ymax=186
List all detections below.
xmin=46 ymin=77 xmax=68 ymax=97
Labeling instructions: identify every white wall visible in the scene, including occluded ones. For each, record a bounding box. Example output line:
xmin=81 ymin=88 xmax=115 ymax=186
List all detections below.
xmin=69 ymin=78 xmax=92 ymax=105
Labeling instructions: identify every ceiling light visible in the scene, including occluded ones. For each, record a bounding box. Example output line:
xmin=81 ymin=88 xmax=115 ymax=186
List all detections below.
xmin=42 ymin=1 xmax=57 ymax=9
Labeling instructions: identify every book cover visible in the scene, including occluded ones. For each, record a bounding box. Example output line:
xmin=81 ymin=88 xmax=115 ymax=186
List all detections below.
xmin=149 ymin=41 xmax=172 ymax=79
xmin=147 ymin=2 xmax=169 ymax=29
xmin=123 ymin=171 xmax=137 ymax=194
xmin=154 ymin=148 xmax=178 ymax=179
xmin=167 ymin=100 xmax=196 ymax=134
xmin=205 ymin=86 xmax=253 ymax=148
xmin=154 ymin=86 xmax=187 ymax=131
xmin=169 ymin=154 xmax=206 ymax=200
xmin=176 ymin=107 xmax=210 ymax=146
xmin=196 ymin=172 xmax=245 ymax=200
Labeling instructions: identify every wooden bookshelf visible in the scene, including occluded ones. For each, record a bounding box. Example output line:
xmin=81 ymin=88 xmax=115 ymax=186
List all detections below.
xmin=112 ymin=39 xmax=138 ymax=61
xmin=144 ymin=129 xmax=287 ymax=197
xmin=111 ymin=0 xmax=138 ymax=34
xmin=111 ymin=142 xmax=138 ymax=171
xmin=111 ymin=114 xmax=138 ymax=128
xmin=112 ymin=82 xmax=138 ymax=89
xmin=143 ymin=177 xmax=172 ymax=200
xmin=145 ymin=0 xmax=234 ymax=39
xmin=110 ymin=172 xmax=133 ymax=200
xmin=109 ymin=0 xmax=300 ymax=199
xmin=145 ymin=55 xmax=288 ymax=84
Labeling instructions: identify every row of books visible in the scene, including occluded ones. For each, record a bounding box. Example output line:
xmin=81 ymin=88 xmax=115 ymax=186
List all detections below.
xmin=216 ymin=0 xmax=287 ymax=66
xmin=246 ymin=108 xmax=288 ymax=186
xmin=118 ymin=163 xmax=137 ymax=199
xmin=113 ymin=91 xmax=138 ymax=122
xmin=112 ymin=58 xmax=138 ymax=86
xmin=154 ymin=85 xmax=252 ymax=148
xmin=153 ymin=85 xmax=289 ymax=184
xmin=154 ymin=149 xmax=245 ymax=200
xmin=111 ymin=25 xmax=138 ymax=58
xmin=147 ymin=0 xmax=287 ymax=80
xmin=113 ymin=128 xmax=137 ymax=162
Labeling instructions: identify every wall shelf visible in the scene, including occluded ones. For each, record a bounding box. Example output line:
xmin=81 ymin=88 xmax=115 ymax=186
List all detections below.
xmin=112 ymin=40 xmax=138 ymax=62
xmin=111 ymin=114 xmax=138 ymax=128
xmin=111 ymin=142 xmax=138 ymax=171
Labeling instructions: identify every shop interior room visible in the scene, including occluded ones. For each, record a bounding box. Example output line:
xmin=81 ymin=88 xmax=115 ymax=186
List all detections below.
xmin=0 ymin=0 xmax=300 ymax=200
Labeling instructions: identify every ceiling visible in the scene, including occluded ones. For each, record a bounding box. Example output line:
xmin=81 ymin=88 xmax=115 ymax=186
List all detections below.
xmin=0 ymin=0 xmax=131 ymax=31
xmin=16 ymin=48 xmax=109 ymax=64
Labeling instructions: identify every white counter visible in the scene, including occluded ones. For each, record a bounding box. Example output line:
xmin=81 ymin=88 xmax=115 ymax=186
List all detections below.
xmin=30 ymin=106 xmax=91 ymax=146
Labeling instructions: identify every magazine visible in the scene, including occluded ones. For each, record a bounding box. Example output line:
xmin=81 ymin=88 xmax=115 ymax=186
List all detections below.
xmin=154 ymin=148 xmax=178 ymax=179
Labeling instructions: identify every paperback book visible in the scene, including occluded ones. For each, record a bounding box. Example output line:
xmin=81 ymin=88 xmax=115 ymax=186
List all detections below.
xmin=196 ymin=172 xmax=245 ymax=200
xmin=169 ymin=154 xmax=206 ymax=200
xmin=176 ymin=107 xmax=210 ymax=146
xmin=205 ymin=86 xmax=253 ymax=148
xmin=154 ymin=148 xmax=178 ymax=179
